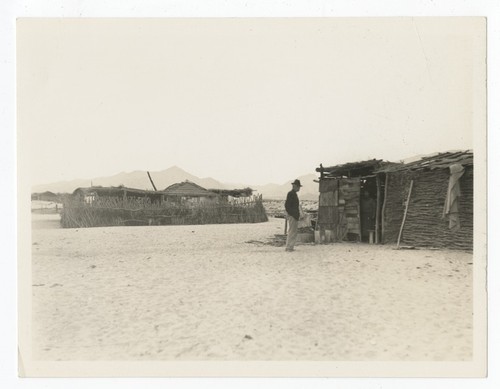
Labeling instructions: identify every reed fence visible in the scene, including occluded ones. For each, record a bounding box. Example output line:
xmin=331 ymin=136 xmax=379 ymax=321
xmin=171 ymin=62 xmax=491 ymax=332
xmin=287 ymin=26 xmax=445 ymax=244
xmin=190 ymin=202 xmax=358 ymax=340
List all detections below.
xmin=61 ymin=195 xmax=268 ymax=228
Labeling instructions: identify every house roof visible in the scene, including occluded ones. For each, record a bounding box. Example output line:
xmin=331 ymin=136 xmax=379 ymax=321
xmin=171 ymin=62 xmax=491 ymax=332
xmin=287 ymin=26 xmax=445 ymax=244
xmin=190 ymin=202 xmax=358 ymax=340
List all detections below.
xmin=72 ymin=181 xmax=221 ymax=199
xmin=163 ymin=181 xmax=217 ymax=197
xmin=374 ymin=150 xmax=473 ymax=173
xmin=316 ymin=159 xmax=390 ymax=178
xmin=41 ymin=191 xmax=57 ymax=196
xmin=31 ymin=191 xmax=59 ymax=201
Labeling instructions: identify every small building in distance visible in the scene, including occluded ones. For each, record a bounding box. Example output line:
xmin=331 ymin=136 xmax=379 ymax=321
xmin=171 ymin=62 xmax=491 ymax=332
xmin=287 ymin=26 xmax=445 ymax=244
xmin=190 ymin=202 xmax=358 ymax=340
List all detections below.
xmin=31 ymin=191 xmax=62 ymax=213
xmin=71 ymin=183 xmax=253 ymax=205
xmin=31 ymin=191 xmax=59 ymax=202
xmin=63 ymin=182 xmax=267 ymax=228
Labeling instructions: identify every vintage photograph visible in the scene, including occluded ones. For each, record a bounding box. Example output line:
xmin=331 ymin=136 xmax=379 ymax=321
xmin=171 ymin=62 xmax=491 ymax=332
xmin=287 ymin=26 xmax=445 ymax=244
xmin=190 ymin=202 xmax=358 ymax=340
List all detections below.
xmin=17 ymin=17 xmax=487 ymax=376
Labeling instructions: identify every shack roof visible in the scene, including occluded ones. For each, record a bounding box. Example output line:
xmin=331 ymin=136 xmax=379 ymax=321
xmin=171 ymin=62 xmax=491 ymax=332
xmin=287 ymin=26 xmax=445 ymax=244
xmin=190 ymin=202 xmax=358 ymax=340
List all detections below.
xmin=72 ymin=186 xmax=163 ymax=197
xmin=208 ymin=188 xmax=254 ymax=198
xmin=374 ymin=150 xmax=473 ymax=173
xmin=163 ymin=181 xmax=217 ymax=197
xmin=316 ymin=159 xmax=390 ymax=178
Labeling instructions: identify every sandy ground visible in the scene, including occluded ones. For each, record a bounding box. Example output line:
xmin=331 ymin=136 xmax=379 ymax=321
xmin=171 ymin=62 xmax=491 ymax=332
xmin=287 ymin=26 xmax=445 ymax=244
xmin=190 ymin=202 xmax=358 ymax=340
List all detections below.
xmin=30 ymin=213 xmax=473 ymax=361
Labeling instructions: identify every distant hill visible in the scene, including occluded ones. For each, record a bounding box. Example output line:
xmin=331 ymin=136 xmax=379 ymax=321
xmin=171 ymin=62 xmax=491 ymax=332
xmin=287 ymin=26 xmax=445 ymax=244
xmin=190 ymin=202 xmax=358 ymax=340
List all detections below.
xmin=31 ymin=166 xmax=229 ymax=194
xmin=31 ymin=167 xmax=319 ymax=200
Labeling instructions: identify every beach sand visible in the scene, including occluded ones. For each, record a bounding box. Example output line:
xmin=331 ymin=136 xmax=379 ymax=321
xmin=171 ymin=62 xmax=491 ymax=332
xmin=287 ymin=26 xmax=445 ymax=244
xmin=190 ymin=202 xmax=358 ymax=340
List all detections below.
xmin=30 ymin=213 xmax=473 ymax=361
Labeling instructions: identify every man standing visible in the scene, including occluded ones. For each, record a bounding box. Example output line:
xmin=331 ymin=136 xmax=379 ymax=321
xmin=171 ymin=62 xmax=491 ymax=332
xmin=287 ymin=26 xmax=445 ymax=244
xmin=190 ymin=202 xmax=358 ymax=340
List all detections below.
xmin=285 ymin=179 xmax=302 ymax=252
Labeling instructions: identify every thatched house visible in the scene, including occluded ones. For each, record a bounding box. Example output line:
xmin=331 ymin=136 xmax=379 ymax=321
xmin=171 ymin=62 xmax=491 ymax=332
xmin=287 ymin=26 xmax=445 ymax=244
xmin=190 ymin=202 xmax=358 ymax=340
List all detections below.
xmin=375 ymin=150 xmax=473 ymax=250
xmin=315 ymin=159 xmax=391 ymax=243
xmin=72 ymin=183 xmax=253 ymax=205
xmin=62 ymin=182 xmax=268 ymax=228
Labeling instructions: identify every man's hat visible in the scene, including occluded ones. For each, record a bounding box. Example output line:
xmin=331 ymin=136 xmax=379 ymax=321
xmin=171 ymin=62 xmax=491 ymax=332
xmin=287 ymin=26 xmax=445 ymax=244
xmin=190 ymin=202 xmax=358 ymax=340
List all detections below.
xmin=292 ymin=179 xmax=302 ymax=187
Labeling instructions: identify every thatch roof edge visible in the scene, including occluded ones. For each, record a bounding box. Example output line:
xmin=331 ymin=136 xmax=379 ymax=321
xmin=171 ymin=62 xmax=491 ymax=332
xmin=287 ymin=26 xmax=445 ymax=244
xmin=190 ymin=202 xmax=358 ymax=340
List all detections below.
xmin=72 ymin=186 xmax=164 ymax=196
xmin=374 ymin=150 xmax=473 ymax=173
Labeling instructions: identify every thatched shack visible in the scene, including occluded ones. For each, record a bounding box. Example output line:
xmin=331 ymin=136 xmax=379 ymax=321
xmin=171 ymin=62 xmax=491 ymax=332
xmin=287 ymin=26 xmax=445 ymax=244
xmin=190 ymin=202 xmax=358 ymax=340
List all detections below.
xmin=315 ymin=151 xmax=474 ymax=250
xmin=375 ymin=150 xmax=473 ymax=250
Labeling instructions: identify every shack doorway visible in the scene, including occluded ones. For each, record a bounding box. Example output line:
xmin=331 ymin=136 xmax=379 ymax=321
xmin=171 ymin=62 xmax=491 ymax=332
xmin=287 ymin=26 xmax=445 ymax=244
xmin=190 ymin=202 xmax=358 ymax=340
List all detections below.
xmin=318 ymin=177 xmax=361 ymax=242
xmin=316 ymin=159 xmax=387 ymax=244
xmin=360 ymin=177 xmax=377 ymax=242
xmin=360 ymin=175 xmax=386 ymax=243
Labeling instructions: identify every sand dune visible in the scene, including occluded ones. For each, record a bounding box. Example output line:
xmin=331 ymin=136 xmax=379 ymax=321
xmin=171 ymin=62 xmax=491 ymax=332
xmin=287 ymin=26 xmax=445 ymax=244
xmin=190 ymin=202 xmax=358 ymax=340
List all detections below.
xmin=30 ymin=214 xmax=472 ymax=361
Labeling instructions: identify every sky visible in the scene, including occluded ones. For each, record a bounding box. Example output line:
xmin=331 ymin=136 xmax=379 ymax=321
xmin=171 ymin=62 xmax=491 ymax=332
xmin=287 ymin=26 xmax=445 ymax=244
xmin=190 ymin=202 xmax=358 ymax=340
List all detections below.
xmin=17 ymin=17 xmax=483 ymax=186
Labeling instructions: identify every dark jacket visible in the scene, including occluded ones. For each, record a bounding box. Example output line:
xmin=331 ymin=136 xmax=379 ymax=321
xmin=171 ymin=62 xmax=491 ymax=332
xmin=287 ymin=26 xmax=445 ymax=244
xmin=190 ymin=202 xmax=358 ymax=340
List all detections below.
xmin=285 ymin=190 xmax=300 ymax=221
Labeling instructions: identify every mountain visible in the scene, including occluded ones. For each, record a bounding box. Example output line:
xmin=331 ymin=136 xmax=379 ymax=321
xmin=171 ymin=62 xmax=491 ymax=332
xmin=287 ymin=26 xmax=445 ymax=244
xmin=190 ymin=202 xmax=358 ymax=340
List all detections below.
xmin=31 ymin=166 xmax=229 ymax=194
xmin=31 ymin=167 xmax=319 ymax=200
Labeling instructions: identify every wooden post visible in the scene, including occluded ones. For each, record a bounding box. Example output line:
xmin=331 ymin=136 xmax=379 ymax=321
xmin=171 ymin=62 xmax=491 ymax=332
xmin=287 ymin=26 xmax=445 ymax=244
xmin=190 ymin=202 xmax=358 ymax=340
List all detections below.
xmin=357 ymin=203 xmax=361 ymax=242
xmin=397 ymin=179 xmax=414 ymax=248
xmin=381 ymin=173 xmax=389 ymax=243
xmin=147 ymin=171 xmax=158 ymax=191
xmin=375 ymin=174 xmax=381 ymax=244
xmin=357 ymin=178 xmax=362 ymax=242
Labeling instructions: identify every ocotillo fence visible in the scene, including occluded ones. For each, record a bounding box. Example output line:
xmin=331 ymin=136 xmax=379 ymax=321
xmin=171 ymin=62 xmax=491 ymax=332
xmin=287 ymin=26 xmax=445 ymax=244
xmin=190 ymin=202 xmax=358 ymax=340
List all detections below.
xmin=61 ymin=195 xmax=268 ymax=228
